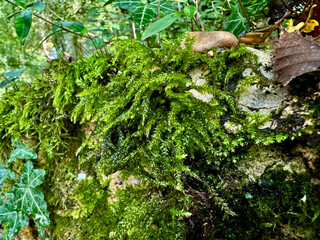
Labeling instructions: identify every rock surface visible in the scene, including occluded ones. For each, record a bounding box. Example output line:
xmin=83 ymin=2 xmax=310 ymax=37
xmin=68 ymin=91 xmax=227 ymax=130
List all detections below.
xmin=238 ymin=84 xmax=288 ymax=114
xmin=182 ymin=31 xmax=238 ymax=53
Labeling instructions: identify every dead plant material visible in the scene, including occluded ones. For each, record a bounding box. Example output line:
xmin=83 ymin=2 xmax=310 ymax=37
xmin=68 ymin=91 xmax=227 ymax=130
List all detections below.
xmin=272 ymin=31 xmax=320 ymax=86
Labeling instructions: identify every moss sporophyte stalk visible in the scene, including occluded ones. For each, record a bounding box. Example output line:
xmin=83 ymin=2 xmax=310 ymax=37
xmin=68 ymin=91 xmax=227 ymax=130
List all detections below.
xmin=0 ymin=39 xmax=319 ymax=239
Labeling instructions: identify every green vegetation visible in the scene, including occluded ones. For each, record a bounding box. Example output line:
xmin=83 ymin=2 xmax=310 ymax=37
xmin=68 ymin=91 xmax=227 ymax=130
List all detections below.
xmin=0 ymin=140 xmax=49 ymax=239
xmin=1 ymin=0 xmax=320 ymax=239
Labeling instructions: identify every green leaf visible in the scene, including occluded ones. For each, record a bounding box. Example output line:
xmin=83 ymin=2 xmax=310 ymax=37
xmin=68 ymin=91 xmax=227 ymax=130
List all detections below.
xmin=103 ymin=0 xmax=114 ymax=6
xmin=7 ymin=12 xmax=20 ymax=20
xmin=8 ymin=139 xmax=37 ymax=163
xmin=142 ymin=12 xmax=181 ymax=40
xmin=59 ymin=21 xmax=87 ymax=34
xmin=13 ymin=161 xmax=49 ymax=221
xmin=52 ymin=23 xmax=62 ymax=33
xmin=223 ymin=3 xmax=249 ymax=36
xmin=0 ymin=203 xmax=29 ymax=239
xmin=14 ymin=0 xmax=26 ymax=9
xmin=0 ymin=165 xmax=14 ymax=186
xmin=243 ymin=0 xmax=270 ymax=20
xmin=114 ymin=0 xmax=173 ymax=27
xmin=14 ymin=9 xmax=32 ymax=45
xmin=0 ymin=161 xmax=49 ymax=240
xmin=0 ymin=78 xmax=15 ymax=88
xmin=104 ymin=30 xmax=113 ymax=41
xmin=0 ymin=68 xmax=25 ymax=88
xmin=32 ymin=1 xmax=46 ymax=13
xmin=262 ymin=222 xmax=274 ymax=228
xmin=93 ymin=37 xmax=104 ymax=49
xmin=183 ymin=5 xmax=197 ymax=19
xmin=4 ymin=68 xmax=24 ymax=80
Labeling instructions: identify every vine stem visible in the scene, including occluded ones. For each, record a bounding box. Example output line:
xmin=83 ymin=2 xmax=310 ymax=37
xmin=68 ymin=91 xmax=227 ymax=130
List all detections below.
xmin=4 ymin=0 xmax=93 ymax=40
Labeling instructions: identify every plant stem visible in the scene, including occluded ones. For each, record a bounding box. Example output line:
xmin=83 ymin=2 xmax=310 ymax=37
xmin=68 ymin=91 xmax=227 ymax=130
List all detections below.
xmin=47 ymin=7 xmax=65 ymax=21
xmin=132 ymin=22 xmax=137 ymax=39
xmin=192 ymin=17 xmax=202 ymax=31
xmin=5 ymin=0 xmax=92 ymax=40
xmin=237 ymin=0 xmax=255 ymax=29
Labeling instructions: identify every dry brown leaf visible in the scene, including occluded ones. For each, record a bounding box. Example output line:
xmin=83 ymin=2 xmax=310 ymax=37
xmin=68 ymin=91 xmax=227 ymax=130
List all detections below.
xmin=272 ymin=31 xmax=320 ymax=86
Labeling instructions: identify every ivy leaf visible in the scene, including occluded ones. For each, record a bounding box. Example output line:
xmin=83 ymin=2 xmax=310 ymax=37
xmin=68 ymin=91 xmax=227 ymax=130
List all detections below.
xmin=153 ymin=0 xmax=174 ymax=15
xmin=14 ymin=0 xmax=26 ymax=9
xmin=243 ymin=0 xmax=270 ymax=19
xmin=8 ymin=139 xmax=37 ymax=163
xmin=114 ymin=0 xmax=173 ymax=27
xmin=13 ymin=161 xmax=49 ymax=217
xmin=0 ymin=162 xmax=49 ymax=239
xmin=223 ymin=3 xmax=249 ymax=36
xmin=14 ymin=9 xmax=32 ymax=45
xmin=0 ymin=161 xmax=50 ymax=240
xmin=142 ymin=12 xmax=181 ymax=40
xmin=0 ymin=165 xmax=14 ymax=186
xmin=0 ymin=203 xmax=29 ymax=240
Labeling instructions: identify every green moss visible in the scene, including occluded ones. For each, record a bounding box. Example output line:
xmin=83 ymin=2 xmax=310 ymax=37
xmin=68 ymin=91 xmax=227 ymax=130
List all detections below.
xmin=1 ymin=38 xmax=318 ymax=239
xmin=216 ymin=166 xmax=320 ymax=240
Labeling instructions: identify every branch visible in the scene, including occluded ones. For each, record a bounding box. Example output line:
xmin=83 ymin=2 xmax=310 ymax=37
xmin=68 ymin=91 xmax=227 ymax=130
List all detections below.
xmin=5 ymin=0 xmax=92 ymax=40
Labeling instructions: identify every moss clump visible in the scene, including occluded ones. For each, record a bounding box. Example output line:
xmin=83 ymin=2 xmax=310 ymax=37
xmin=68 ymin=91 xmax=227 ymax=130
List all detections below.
xmin=215 ymin=165 xmax=320 ymax=240
xmin=1 ymin=39 xmax=318 ymax=239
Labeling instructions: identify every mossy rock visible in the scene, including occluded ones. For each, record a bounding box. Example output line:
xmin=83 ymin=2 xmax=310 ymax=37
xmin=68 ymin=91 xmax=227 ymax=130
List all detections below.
xmin=0 ymin=39 xmax=319 ymax=239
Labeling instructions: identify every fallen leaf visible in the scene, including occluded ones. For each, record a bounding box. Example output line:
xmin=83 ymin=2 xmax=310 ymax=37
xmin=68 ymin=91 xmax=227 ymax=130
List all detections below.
xmin=301 ymin=19 xmax=319 ymax=33
xmin=287 ymin=19 xmax=304 ymax=32
xmin=272 ymin=31 xmax=320 ymax=86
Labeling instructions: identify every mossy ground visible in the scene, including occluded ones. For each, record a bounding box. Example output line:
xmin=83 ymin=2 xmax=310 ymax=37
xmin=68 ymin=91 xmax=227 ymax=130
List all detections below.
xmin=0 ymin=39 xmax=319 ymax=239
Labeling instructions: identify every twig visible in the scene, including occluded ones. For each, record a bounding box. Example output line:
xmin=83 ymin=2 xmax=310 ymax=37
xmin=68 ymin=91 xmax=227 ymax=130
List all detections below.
xmin=237 ymin=0 xmax=255 ymax=29
xmin=21 ymin=45 xmax=26 ymax=67
xmin=132 ymin=22 xmax=137 ymax=39
xmin=261 ymin=11 xmax=291 ymax=42
xmin=196 ymin=12 xmax=205 ymax=31
xmin=47 ymin=7 xmax=65 ymax=21
xmin=5 ymin=0 xmax=92 ymax=40
xmin=192 ymin=17 xmax=202 ymax=30
xmin=157 ymin=0 xmax=161 ymax=19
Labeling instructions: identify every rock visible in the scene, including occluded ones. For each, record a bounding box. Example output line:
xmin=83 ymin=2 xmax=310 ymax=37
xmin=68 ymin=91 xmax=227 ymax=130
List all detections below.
xmin=188 ymin=89 xmax=213 ymax=103
xmin=107 ymin=171 xmax=142 ymax=203
xmin=292 ymin=145 xmax=318 ymax=171
xmin=187 ymin=65 xmax=214 ymax=103
xmin=188 ymin=65 xmax=210 ymax=86
xmin=224 ymin=121 xmax=242 ymax=134
xmin=246 ymin=47 xmax=275 ymax=80
xmin=238 ymin=146 xmax=307 ymax=185
xmin=238 ymin=84 xmax=288 ymax=114
xmin=182 ymin=31 xmax=238 ymax=53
